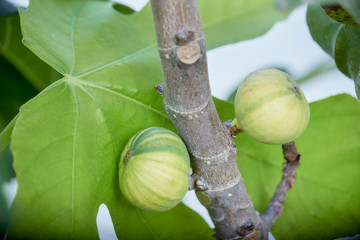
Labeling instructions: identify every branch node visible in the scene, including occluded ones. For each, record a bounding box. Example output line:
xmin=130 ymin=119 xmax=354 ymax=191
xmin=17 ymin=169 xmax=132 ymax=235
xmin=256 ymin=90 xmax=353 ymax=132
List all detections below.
xmin=282 ymin=141 xmax=300 ymax=162
xmin=195 ymin=177 xmax=208 ymax=191
xmin=189 ymin=174 xmax=209 ymax=191
xmin=238 ymin=221 xmax=255 ymax=236
xmin=154 ymin=83 xmax=164 ymax=96
xmin=175 ymin=29 xmax=195 ymax=45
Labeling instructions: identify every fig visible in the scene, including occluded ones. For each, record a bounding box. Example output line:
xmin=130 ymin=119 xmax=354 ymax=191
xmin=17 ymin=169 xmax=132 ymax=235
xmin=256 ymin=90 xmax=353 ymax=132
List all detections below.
xmin=119 ymin=127 xmax=190 ymax=212
xmin=233 ymin=68 xmax=310 ymax=144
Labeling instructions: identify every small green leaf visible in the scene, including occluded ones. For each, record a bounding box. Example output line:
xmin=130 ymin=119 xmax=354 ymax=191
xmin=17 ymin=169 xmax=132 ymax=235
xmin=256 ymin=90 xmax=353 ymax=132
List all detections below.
xmin=307 ymin=3 xmax=360 ymax=98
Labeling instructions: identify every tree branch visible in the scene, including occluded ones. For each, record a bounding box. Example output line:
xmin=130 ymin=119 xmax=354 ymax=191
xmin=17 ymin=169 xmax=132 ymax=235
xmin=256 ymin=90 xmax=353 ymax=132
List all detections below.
xmin=150 ymin=1 xmax=262 ymax=239
xmin=260 ymin=142 xmax=301 ymax=233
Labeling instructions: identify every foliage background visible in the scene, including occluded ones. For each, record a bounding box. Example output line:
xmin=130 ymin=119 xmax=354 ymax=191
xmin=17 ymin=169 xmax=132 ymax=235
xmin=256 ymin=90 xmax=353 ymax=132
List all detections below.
xmin=0 ymin=0 xmax=359 ymax=239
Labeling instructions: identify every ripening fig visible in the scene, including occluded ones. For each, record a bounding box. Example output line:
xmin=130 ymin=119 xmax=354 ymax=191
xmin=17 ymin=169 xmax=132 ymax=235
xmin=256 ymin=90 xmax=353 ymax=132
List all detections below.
xmin=118 ymin=127 xmax=190 ymax=212
xmin=233 ymin=68 xmax=310 ymax=145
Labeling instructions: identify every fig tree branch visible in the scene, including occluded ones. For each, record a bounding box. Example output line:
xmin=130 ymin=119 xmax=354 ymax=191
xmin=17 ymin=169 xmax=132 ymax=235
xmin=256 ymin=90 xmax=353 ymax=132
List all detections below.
xmin=149 ymin=0 xmax=262 ymax=239
xmin=260 ymin=141 xmax=301 ymax=233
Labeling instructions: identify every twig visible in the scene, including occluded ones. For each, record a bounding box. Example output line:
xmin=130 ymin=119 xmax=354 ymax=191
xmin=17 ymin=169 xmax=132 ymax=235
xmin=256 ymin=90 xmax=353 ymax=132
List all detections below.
xmin=260 ymin=141 xmax=301 ymax=233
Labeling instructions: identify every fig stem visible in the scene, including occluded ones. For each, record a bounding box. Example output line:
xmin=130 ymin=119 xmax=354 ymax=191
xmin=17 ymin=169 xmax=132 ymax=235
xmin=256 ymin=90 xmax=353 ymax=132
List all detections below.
xmin=223 ymin=119 xmax=243 ymax=137
xmin=231 ymin=118 xmax=244 ymax=136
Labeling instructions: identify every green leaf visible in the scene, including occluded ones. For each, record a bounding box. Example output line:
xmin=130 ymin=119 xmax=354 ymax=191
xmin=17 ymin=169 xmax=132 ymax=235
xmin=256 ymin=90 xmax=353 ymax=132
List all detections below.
xmin=229 ymin=94 xmax=360 ymax=240
xmin=10 ymin=78 xmax=212 ymax=239
xmin=0 ymin=15 xmax=62 ymax=91
xmin=1 ymin=0 xmax=286 ymax=91
xmin=7 ymin=0 xmax=289 ymax=238
xmin=307 ymin=3 xmax=360 ymax=98
xmin=8 ymin=1 xmax=212 ymax=239
xmin=275 ymin=0 xmax=360 ymax=21
xmin=320 ymin=0 xmax=360 ymax=26
xmin=342 ymin=0 xmax=360 ymax=24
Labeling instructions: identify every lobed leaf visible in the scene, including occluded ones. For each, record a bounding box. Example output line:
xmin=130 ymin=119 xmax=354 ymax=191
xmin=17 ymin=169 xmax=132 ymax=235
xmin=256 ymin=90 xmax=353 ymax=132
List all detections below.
xmin=5 ymin=0 xmax=288 ymax=238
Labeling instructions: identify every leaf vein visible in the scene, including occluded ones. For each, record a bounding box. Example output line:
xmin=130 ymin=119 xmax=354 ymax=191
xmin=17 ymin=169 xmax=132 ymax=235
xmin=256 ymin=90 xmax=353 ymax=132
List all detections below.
xmin=75 ymin=44 xmax=156 ymax=78
xmin=74 ymin=83 xmax=118 ymax=157
xmin=69 ymin=4 xmax=83 ymax=75
xmin=68 ymin=84 xmax=79 ymax=239
xmin=73 ymin=79 xmax=169 ymax=119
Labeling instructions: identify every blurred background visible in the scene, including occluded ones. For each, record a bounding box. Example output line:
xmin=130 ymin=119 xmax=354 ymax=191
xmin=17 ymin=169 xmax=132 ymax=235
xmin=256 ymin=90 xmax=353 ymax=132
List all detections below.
xmin=0 ymin=0 xmax=357 ymax=239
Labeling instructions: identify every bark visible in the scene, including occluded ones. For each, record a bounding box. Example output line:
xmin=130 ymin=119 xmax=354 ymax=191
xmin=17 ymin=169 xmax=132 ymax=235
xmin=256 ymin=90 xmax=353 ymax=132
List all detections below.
xmin=150 ymin=1 xmax=261 ymax=239
xmin=260 ymin=142 xmax=301 ymax=233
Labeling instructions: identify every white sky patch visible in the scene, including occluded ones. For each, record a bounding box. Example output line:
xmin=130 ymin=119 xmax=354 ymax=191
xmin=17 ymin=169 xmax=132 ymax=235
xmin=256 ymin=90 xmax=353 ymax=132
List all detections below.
xmin=2 ymin=178 xmax=17 ymax=207
xmin=6 ymin=0 xmax=28 ymax=8
xmin=97 ymin=204 xmax=117 ymax=240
